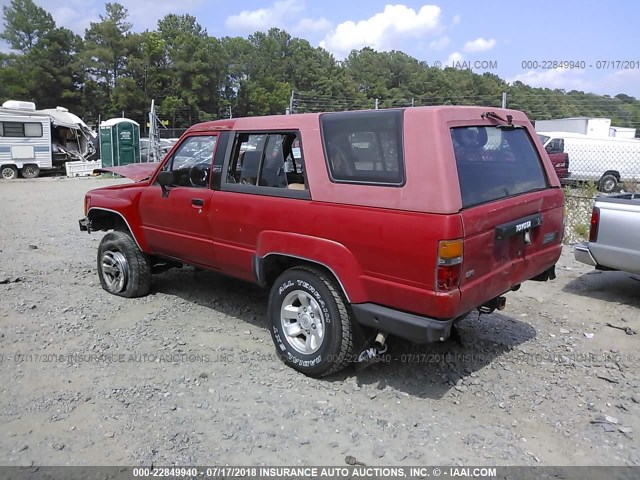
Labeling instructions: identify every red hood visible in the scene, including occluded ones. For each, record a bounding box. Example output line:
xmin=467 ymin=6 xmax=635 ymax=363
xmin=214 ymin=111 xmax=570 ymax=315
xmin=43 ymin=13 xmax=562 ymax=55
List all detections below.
xmin=96 ymin=163 xmax=160 ymax=182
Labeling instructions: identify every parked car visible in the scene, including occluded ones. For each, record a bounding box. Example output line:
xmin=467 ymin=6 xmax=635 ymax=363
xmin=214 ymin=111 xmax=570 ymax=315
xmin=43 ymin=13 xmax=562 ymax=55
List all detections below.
xmin=537 ymin=131 xmax=640 ymax=193
xmin=79 ymin=107 xmax=565 ymax=377
xmin=575 ymin=193 xmax=640 ymax=274
xmin=537 ymin=134 xmax=570 ymax=181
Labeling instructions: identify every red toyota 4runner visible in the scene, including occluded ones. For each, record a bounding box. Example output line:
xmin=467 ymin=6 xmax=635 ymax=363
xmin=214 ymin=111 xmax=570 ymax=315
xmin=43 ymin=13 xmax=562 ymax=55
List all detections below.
xmin=80 ymin=107 xmax=564 ymax=376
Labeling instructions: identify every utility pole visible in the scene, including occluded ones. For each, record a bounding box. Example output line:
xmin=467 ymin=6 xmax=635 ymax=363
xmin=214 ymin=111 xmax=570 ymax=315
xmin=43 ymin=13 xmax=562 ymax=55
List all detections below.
xmin=501 ymin=92 xmax=507 ymax=109
xmin=375 ymin=98 xmax=379 ymax=109
xmin=228 ymin=106 xmax=232 ymax=119
xmin=288 ymin=90 xmax=295 ymax=115
xmin=411 ymin=98 xmax=415 ymax=107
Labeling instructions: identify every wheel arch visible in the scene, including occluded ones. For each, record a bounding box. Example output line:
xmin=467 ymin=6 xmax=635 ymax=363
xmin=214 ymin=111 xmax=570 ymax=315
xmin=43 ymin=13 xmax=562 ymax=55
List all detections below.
xmin=254 ymin=232 xmax=368 ymax=304
xmin=255 ymin=253 xmax=353 ymax=302
xmin=601 ymin=170 xmax=620 ymax=180
xmin=87 ymin=207 xmax=148 ymax=251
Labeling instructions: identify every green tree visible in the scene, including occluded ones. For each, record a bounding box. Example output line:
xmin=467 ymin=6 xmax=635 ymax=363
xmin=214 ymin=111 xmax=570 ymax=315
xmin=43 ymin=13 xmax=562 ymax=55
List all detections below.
xmin=0 ymin=0 xmax=84 ymax=111
xmin=84 ymin=2 xmax=133 ymax=96
xmin=157 ymin=14 xmax=226 ymax=124
xmin=0 ymin=0 xmax=55 ymax=52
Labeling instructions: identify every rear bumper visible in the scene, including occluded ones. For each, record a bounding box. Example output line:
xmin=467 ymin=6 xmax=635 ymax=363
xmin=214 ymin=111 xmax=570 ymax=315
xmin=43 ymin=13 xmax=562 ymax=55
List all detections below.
xmin=351 ymin=303 xmax=455 ymax=344
xmin=574 ymin=242 xmax=597 ymax=267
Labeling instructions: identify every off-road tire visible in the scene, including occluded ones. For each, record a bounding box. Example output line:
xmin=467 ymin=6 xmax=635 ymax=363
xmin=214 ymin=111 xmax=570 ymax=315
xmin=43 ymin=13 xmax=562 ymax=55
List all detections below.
xmin=268 ymin=266 xmax=354 ymax=377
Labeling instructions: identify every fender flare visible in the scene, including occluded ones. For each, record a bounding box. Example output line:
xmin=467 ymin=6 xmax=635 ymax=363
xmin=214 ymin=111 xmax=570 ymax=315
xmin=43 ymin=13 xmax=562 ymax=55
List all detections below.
xmin=254 ymin=231 xmax=367 ymax=303
xmin=87 ymin=207 xmax=149 ymax=252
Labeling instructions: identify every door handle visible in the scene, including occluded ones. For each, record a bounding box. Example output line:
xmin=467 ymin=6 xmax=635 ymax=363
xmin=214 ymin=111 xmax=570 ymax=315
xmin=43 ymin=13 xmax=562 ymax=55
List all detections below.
xmin=191 ymin=198 xmax=204 ymax=207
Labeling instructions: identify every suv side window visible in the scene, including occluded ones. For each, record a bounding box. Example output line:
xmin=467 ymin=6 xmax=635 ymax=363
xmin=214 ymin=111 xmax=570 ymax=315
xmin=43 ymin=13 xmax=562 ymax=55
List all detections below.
xmin=321 ymin=110 xmax=404 ymax=185
xmin=226 ymin=132 xmax=307 ymax=192
xmin=162 ymin=135 xmax=217 ymax=188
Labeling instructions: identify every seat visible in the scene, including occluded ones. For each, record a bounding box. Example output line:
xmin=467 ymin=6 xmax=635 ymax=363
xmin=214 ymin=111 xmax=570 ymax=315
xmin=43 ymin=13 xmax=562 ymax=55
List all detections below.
xmin=260 ymin=150 xmax=288 ymax=188
xmin=240 ymin=151 xmax=261 ymax=185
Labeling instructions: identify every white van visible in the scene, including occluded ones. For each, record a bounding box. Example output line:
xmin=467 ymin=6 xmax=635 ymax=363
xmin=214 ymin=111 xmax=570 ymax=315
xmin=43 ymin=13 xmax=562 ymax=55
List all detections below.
xmin=537 ymin=131 xmax=640 ymax=193
xmin=0 ymin=100 xmax=97 ymax=179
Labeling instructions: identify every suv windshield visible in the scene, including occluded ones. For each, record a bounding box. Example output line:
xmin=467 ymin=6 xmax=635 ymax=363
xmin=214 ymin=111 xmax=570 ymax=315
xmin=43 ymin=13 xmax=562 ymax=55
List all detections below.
xmin=452 ymin=126 xmax=548 ymax=208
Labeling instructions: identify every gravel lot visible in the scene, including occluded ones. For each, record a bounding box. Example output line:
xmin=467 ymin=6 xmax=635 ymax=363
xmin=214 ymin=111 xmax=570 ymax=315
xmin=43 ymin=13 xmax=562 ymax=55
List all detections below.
xmin=0 ymin=177 xmax=639 ymax=467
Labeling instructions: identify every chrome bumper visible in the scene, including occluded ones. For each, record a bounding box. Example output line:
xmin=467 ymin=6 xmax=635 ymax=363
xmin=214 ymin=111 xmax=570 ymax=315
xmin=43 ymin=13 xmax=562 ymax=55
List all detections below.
xmin=574 ymin=242 xmax=597 ymax=267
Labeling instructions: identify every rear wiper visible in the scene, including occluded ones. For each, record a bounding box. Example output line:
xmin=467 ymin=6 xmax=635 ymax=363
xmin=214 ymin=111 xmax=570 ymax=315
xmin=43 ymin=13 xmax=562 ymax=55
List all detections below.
xmin=481 ymin=111 xmax=523 ymax=130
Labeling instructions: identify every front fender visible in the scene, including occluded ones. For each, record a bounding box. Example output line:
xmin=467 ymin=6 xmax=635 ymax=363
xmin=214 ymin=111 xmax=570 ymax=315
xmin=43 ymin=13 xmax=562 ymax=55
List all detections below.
xmin=87 ymin=207 xmax=150 ymax=252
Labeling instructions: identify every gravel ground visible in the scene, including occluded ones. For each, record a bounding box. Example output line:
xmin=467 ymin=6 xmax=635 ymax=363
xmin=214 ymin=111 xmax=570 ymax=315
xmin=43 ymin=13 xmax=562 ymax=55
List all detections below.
xmin=0 ymin=176 xmax=639 ymax=467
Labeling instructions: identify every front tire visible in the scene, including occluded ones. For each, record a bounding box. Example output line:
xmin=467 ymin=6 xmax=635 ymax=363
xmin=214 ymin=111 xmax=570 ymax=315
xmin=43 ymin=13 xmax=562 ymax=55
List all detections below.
xmin=268 ymin=266 xmax=354 ymax=377
xmin=97 ymin=231 xmax=151 ymax=298
xmin=1 ymin=165 xmax=18 ymax=180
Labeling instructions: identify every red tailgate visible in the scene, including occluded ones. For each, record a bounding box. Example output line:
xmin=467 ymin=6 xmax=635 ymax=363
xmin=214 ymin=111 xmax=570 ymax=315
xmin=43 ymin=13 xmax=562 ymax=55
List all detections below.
xmin=450 ymin=124 xmax=564 ymax=314
xmin=458 ymin=190 xmax=564 ymax=312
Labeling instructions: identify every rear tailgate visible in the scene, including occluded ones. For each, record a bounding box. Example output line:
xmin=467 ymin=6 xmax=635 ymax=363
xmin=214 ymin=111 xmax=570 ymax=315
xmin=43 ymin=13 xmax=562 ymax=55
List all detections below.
xmin=451 ymin=125 xmax=564 ymax=312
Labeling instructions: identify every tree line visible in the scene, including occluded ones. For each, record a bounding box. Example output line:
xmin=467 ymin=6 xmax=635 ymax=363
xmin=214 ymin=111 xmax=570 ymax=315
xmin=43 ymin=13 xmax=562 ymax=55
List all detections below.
xmin=1 ymin=0 xmax=639 ymax=134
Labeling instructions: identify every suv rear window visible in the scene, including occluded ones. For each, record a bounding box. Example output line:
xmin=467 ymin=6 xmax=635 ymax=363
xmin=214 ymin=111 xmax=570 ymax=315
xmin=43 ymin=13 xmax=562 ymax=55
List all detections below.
xmin=321 ymin=110 xmax=404 ymax=185
xmin=452 ymin=126 xmax=548 ymax=208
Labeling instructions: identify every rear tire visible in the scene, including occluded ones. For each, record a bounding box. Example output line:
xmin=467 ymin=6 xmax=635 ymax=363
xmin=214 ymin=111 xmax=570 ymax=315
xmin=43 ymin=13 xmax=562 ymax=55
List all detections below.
xmin=97 ymin=231 xmax=151 ymax=298
xmin=21 ymin=164 xmax=40 ymax=179
xmin=268 ymin=266 xmax=354 ymax=377
xmin=1 ymin=165 xmax=18 ymax=180
xmin=598 ymin=174 xmax=618 ymax=194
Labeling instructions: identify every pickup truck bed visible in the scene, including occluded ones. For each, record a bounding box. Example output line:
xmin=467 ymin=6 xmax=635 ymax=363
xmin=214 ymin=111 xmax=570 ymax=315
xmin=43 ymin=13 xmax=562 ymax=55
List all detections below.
xmin=575 ymin=193 xmax=640 ymax=275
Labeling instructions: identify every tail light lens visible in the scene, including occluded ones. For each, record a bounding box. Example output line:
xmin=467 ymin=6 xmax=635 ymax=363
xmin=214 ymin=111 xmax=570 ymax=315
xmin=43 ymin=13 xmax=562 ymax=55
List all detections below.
xmin=589 ymin=207 xmax=600 ymax=242
xmin=436 ymin=239 xmax=463 ymax=291
xmin=84 ymin=195 xmax=90 ymax=216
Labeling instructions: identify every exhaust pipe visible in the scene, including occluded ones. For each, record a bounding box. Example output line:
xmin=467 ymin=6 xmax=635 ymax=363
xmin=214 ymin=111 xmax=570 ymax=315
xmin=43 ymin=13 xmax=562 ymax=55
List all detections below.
xmin=374 ymin=332 xmax=388 ymax=351
xmin=357 ymin=332 xmax=389 ymax=364
xmin=478 ymin=296 xmax=507 ymax=314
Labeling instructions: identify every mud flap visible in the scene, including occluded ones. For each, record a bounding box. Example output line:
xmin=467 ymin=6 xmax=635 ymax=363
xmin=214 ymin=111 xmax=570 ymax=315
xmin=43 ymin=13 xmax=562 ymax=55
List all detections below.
xmin=530 ymin=265 xmax=556 ymax=282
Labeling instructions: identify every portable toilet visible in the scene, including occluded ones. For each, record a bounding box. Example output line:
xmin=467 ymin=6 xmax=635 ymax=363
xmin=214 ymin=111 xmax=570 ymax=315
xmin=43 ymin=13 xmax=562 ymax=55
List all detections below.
xmin=99 ymin=118 xmax=140 ymax=167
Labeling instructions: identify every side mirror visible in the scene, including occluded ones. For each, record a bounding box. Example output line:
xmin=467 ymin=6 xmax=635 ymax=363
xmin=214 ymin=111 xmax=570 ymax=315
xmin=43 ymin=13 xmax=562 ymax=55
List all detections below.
xmin=157 ymin=170 xmax=175 ymax=198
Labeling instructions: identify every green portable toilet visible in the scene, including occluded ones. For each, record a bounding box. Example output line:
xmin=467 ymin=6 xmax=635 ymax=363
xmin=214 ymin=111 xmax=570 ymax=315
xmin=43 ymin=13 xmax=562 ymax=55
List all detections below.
xmin=99 ymin=118 xmax=140 ymax=167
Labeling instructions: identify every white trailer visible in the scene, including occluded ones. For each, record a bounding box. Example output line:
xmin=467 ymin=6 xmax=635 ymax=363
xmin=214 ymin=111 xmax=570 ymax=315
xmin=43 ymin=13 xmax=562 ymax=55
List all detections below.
xmin=535 ymin=117 xmax=612 ymax=138
xmin=609 ymin=126 xmax=637 ymax=139
xmin=538 ymin=131 xmax=640 ymax=193
xmin=0 ymin=100 xmax=97 ymax=179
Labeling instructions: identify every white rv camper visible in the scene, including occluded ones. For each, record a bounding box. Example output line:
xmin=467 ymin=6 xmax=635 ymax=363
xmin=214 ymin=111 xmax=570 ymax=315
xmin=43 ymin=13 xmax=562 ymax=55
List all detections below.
xmin=0 ymin=100 xmax=97 ymax=179
xmin=537 ymin=131 xmax=640 ymax=193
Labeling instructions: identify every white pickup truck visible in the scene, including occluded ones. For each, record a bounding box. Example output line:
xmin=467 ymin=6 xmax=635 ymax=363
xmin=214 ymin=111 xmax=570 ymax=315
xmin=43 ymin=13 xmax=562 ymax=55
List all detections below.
xmin=575 ymin=193 xmax=640 ymax=274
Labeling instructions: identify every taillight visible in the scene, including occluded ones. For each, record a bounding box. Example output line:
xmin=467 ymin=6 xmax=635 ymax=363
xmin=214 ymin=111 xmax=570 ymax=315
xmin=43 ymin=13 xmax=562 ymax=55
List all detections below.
xmin=589 ymin=207 xmax=600 ymax=242
xmin=436 ymin=239 xmax=463 ymax=291
xmin=84 ymin=196 xmax=90 ymax=215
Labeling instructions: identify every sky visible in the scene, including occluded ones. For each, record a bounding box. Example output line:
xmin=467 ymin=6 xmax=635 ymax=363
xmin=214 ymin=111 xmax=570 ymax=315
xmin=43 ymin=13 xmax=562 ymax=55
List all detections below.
xmin=1 ymin=0 xmax=639 ymax=97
